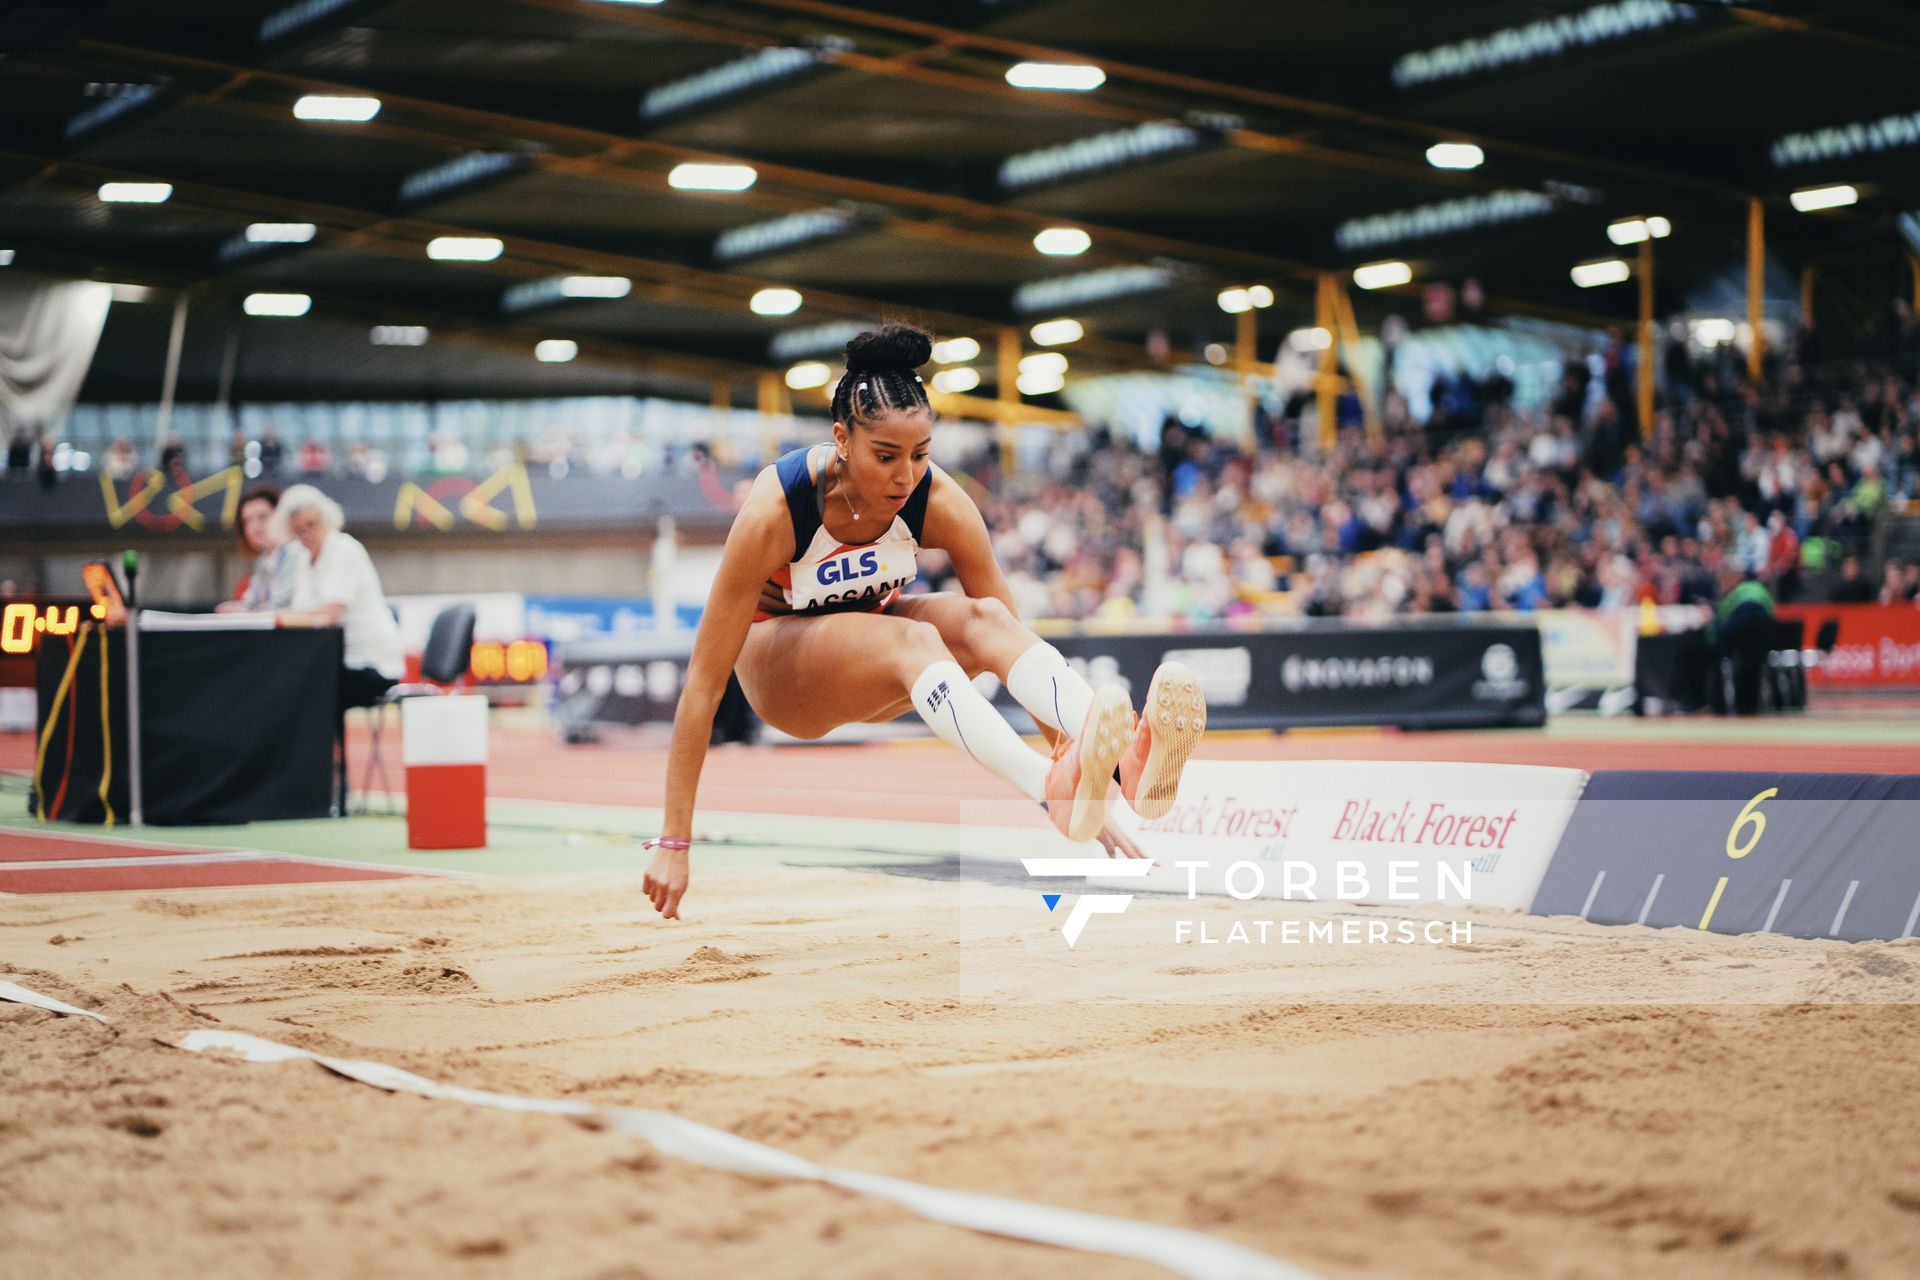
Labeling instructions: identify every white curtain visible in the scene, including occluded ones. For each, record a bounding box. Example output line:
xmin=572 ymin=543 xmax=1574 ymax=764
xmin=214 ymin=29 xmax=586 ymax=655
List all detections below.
xmin=0 ymin=274 xmax=113 ymax=431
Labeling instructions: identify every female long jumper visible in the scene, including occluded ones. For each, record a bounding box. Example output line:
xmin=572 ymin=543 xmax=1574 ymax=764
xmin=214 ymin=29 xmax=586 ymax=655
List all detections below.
xmin=644 ymin=325 xmax=1206 ymax=918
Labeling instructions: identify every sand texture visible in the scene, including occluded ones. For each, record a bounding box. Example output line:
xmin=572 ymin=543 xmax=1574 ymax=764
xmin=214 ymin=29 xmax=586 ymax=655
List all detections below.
xmin=6 ymin=866 xmax=1920 ymax=1280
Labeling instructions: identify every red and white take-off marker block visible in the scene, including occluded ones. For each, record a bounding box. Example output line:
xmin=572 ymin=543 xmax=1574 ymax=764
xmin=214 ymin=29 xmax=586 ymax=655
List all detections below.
xmin=402 ymin=695 xmax=488 ymax=850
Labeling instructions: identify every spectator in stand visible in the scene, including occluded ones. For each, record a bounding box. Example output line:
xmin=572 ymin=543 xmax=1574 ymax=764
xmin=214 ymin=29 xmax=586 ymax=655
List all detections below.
xmin=102 ymin=437 xmax=137 ymax=481
xmin=1763 ymin=510 xmax=1801 ymax=601
xmin=1880 ymin=559 xmax=1917 ymax=605
xmin=274 ymin=484 xmax=403 ymax=711
xmin=259 ymin=428 xmax=285 ymax=475
xmin=1831 ymin=555 xmax=1877 ymax=603
xmin=216 ymin=485 xmax=302 ymax=613
xmin=158 ymin=436 xmax=187 ymax=483
xmin=297 ymin=437 xmax=333 ymax=476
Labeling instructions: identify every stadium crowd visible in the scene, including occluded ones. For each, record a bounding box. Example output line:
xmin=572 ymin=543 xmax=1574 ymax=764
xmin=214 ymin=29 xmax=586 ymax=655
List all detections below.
xmin=13 ymin=321 xmax=1918 ymax=625
xmin=950 ymin=340 xmax=1920 ymax=623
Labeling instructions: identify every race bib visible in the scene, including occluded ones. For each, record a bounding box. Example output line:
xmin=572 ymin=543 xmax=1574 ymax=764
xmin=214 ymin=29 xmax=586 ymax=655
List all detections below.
xmin=787 ymin=544 xmax=918 ymax=612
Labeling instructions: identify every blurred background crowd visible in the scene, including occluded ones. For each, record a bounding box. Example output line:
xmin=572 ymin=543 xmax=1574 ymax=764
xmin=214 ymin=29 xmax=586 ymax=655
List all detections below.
xmin=13 ymin=328 xmax=1920 ymax=627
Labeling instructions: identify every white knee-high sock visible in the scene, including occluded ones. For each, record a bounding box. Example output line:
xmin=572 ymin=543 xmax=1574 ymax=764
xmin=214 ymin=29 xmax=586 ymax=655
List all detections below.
xmin=911 ymin=660 xmax=1049 ymax=803
xmin=1003 ymin=641 xmax=1097 ymax=739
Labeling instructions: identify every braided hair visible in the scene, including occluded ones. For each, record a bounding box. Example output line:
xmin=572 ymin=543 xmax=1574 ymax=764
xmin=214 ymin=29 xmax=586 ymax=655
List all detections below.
xmin=830 ymin=324 xmax=932 ymax=427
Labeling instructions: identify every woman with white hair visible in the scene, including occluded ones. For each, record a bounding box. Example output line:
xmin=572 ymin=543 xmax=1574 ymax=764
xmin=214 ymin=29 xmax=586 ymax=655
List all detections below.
xmin=273 ymin=484 xmax=404 ymax=708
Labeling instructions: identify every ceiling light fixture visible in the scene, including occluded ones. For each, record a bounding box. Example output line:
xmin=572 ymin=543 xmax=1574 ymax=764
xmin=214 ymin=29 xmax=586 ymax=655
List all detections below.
xmin=97 ymin=182 xmax=171 ymax=203
xmin=1425 ymin=142 xmax=1485 ymax=170
xmin=243 ymin=292 xmax=312 ymax=316
xmin=426 ymin=236 xmax=504 ymax=261
xmin=1570 ymin=258 xmax=1631 ymax=288
xmin=668 ymin=163 xmax=758 ymax=191
xmin=1033 ymin=227 xmax=1092 ymax=256
xmin=1789 ymin=184 xmax=1858 ymax=212
xmin=1017 ymin=368 xmax=1067 ymax=395
xmin=931 ymin=367 xmax=980 ymax=394
xmin=1352 ymin=260 xmax=1412 ymax=290
xmin=1005 ymin=62 xmax=1106 ymax=91
xmin=245 ymin=222 xmax=317 ymax=243
xmin=558 ymin=276 xmax=632 ymax=298
xmin=1029 ymin=318 xmax=1084 ymax=346
xmin=292 ymin=95 xmax=381 ymax=122
xmin=1607 ymin=216 xmax=1671 ymax=245
xmin=749 ymin=287 xmax=802 ymax=316
xmin=930 ymin=337 xmax=980 ymax=364
xmin=785 ymin=361 xmax=831 ymax=390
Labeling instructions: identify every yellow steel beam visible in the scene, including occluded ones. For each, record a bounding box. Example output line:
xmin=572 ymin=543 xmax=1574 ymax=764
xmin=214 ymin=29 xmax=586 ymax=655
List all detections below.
xmin=1326 ymin=278 xmax=1380 ymax=443
xmin=1315 ymin=274 xmax=1339 ymax=452
xmin=1748 ymin=198 xmax=1766 ymax=382
xmin=1638 ymin=238 xmax=1655 ymax=439
xmin=997 ymin=327 xmax=1021 ymax=474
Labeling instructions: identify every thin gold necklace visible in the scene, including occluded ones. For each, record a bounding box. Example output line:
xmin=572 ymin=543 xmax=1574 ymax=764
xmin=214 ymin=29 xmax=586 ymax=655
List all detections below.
xmin=837 ymin=453 xmax=860 ymax=522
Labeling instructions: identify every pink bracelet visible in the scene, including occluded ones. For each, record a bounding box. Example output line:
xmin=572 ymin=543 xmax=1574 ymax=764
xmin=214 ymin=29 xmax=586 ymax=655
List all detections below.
xmin=643 ymin=837 xmax=692 ymax=851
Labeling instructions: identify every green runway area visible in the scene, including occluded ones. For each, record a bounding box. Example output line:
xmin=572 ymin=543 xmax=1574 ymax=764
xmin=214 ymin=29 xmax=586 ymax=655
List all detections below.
xmin=0 ymin=792 xmax=1039 ymax=879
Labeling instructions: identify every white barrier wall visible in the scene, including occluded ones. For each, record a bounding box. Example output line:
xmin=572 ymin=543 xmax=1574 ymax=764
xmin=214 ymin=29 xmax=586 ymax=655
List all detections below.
xmin=1106 ymin=760 xmax=1589 ymax=910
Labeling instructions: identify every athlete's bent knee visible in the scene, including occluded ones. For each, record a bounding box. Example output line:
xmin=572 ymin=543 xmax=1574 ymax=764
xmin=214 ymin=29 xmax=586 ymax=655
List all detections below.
xmin=966 ymin=596 xmax=1018 ymax=631
xmin=894 ymin=619 xmax=953 ymax=671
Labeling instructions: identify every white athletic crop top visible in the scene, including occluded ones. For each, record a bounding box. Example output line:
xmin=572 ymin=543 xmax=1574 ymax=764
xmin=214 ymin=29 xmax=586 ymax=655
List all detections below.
xmin=753 ymin=444 xmax=934 ymax=622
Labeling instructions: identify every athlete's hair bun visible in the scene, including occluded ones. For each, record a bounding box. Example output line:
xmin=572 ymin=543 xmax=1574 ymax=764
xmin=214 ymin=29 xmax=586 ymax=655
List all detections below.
xmin=844 ymin=323 xmax=932 ymax=375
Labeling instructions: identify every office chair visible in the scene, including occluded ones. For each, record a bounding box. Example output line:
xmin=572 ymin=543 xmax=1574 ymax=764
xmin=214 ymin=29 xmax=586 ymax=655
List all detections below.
xmin=357 ymin=602 xmax=476 ymax=813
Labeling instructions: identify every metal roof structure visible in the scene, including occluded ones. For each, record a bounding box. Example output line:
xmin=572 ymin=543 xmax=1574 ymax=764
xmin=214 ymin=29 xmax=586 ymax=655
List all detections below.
xmin=3 ymin=0 xmax=1916 ymax=408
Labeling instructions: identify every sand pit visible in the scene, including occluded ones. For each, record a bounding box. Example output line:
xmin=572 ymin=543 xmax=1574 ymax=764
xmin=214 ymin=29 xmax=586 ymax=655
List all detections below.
xmin=6 ymin=864 xmax=1920 ymax=1280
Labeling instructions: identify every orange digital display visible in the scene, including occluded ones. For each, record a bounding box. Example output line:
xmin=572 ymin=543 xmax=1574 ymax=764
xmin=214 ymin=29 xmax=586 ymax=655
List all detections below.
xmin=468 ymin=640 xmax=549 ymax=684
xmin=0 ymin=602 xmax=98 ymax=655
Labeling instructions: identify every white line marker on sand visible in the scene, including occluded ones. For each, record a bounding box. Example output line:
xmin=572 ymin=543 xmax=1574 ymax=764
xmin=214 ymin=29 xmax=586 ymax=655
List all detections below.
xmin=1579 ymin=871 xmax=1605 ymax=920
xmin=0 ymin=979 xmax=1322 ymax=1280
xmin=1829 ymin=879 xmax=1860 ymax=937
xmin=1763 ymin=879 xmax=1793 ymax=934
xmin=1636 ymin=873 xmax=1664 ymax=925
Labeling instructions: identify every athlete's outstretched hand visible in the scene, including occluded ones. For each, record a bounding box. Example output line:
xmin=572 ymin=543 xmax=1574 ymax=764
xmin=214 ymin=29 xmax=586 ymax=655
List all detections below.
xmin=644 ymin=846 xmax=690 ymax=919
xmin=1093 ymin=817 xmax=1148 ymax=860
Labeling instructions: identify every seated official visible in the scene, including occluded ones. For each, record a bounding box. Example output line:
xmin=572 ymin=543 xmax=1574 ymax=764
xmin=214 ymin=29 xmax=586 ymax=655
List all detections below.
xmin=273 ymin=484 xmax=404 ymax=709
xmin=216 ymin=484 xmax=302 ymax=613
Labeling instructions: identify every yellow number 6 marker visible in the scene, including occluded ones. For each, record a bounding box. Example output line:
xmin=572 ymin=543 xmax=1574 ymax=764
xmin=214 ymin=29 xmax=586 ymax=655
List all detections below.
xmin=1726 ymin=788 xmax=1778 ymax=860
xmin=1703 ymin=788 xmax=1781 ymax=929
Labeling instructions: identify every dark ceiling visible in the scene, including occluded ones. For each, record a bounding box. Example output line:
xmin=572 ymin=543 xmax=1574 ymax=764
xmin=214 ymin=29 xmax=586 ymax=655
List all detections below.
xmin=2 ymin=0 xmax=1917 ymax=407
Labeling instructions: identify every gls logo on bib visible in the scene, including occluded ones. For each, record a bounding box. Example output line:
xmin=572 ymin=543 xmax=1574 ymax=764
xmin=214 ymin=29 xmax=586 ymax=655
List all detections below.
xmin=789 ymin=544 xmax=918 ymax=610
xmin=817 ymin=550 xmax=881 ymax=585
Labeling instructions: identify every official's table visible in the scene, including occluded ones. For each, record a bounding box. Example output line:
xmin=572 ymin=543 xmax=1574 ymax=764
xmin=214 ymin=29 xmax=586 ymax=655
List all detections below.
xmin=33 ymin=625 xmax=342 ymax=825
